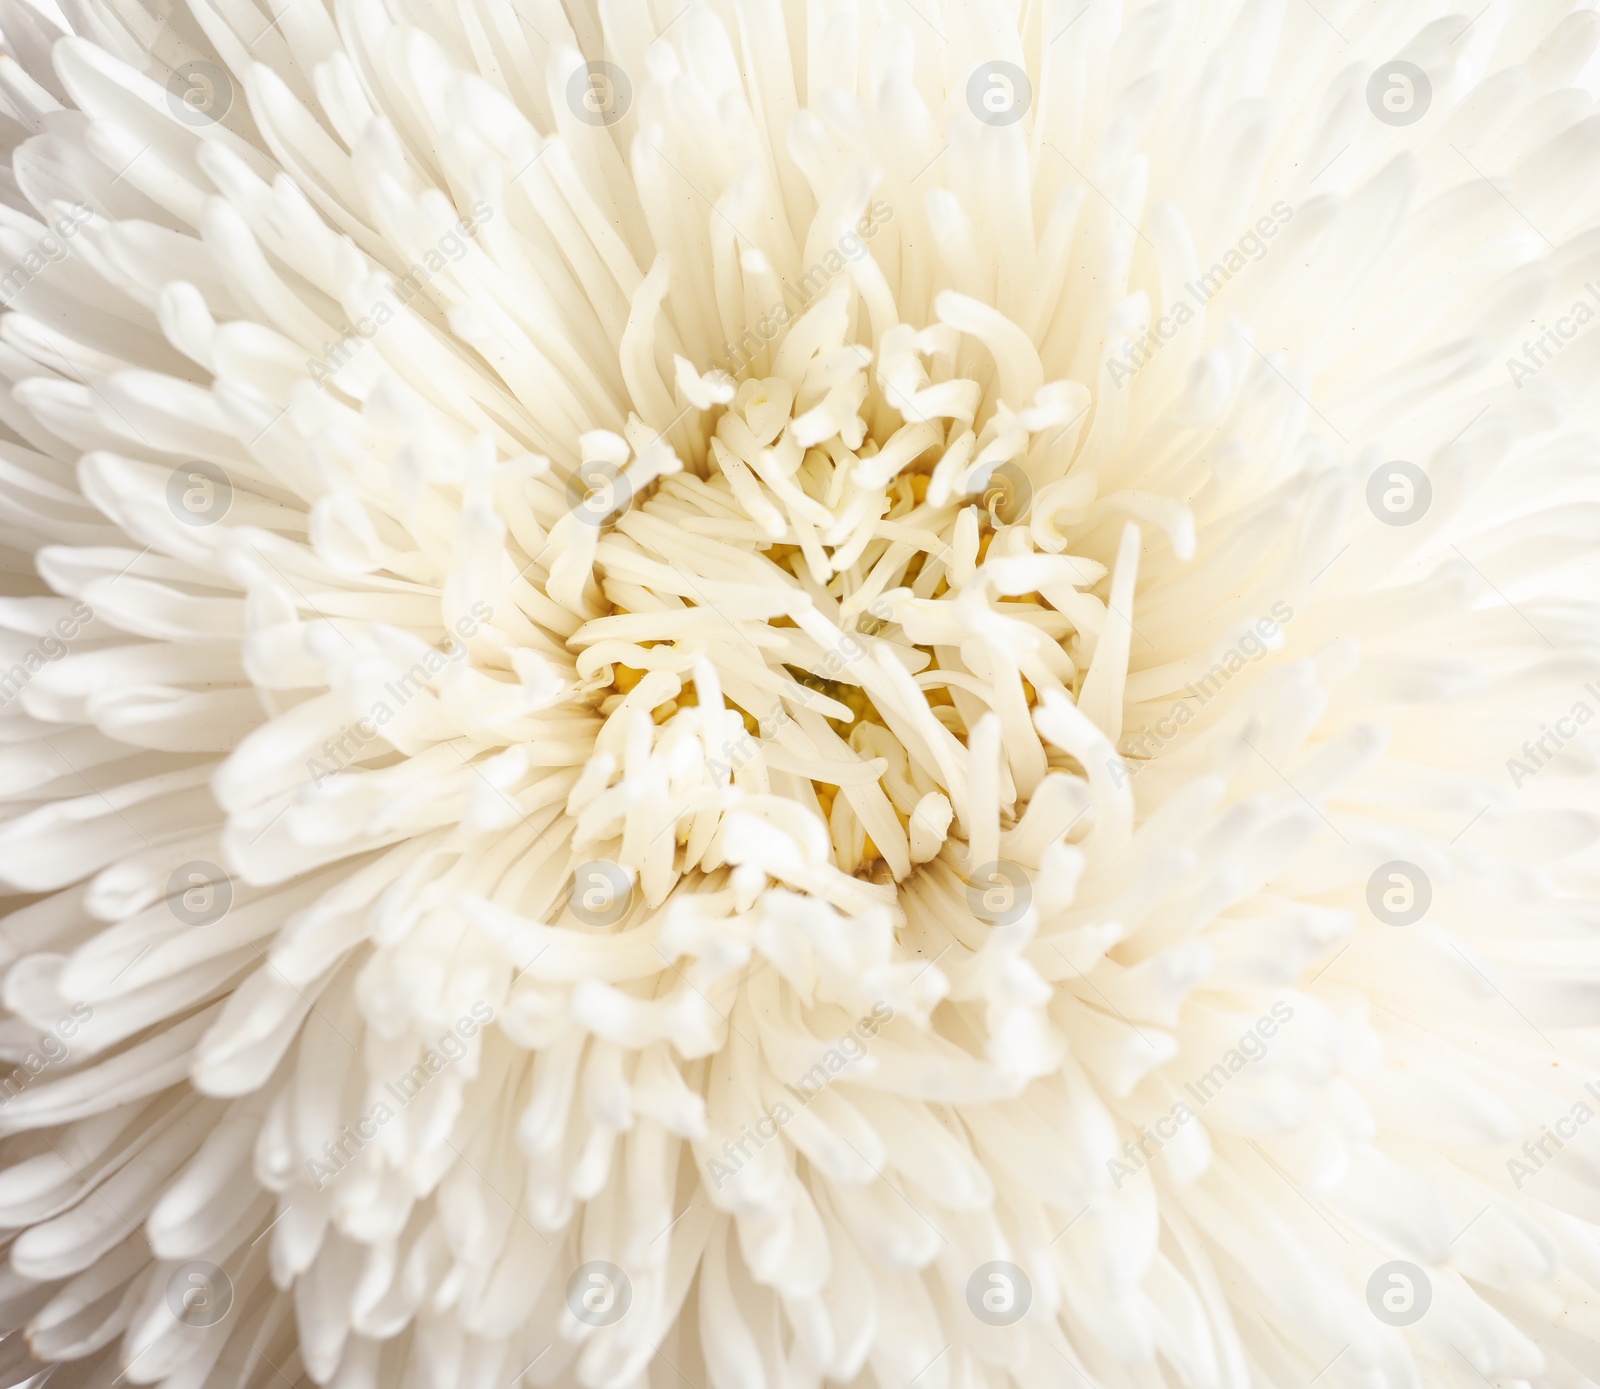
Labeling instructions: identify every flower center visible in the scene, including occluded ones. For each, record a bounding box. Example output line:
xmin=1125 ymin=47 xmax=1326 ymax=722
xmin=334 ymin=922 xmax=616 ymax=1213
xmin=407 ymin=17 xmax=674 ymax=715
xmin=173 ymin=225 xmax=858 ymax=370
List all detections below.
xmin=570 ymin=309 xmax=1096 ymax=884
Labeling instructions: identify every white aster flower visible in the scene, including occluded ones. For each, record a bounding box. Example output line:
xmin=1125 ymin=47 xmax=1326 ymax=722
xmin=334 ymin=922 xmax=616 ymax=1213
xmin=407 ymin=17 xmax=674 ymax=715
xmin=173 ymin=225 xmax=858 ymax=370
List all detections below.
xmin=0 ymin=0 xmax=1596 ymax=1385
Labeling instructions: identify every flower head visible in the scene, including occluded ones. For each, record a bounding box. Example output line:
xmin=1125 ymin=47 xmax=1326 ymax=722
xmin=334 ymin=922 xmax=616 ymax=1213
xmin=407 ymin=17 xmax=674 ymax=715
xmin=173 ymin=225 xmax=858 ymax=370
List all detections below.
xmin=0 ymin=1 xmax=1596 ymax=1387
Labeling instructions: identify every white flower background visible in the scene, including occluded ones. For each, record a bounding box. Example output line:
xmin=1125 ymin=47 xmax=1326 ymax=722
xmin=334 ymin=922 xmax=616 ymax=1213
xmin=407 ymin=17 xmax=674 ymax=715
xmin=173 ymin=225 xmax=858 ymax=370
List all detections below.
xmin=0 ymin=0 xmax=1596 ymax=1385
